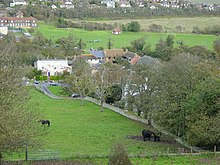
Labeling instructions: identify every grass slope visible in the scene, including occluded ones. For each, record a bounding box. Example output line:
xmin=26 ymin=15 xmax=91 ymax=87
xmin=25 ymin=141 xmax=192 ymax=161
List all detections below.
xmin=36 ymin=23 xmax=217 ymax=50
xmin=11 ymin=88 xmax=184 ymax=160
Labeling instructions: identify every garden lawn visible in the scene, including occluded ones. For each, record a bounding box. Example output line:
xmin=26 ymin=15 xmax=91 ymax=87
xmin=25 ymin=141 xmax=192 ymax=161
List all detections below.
xmin=35 ymin=23 xmax=217 ymax=50
xmin=5 ymin=88 xmax=186 ymax=160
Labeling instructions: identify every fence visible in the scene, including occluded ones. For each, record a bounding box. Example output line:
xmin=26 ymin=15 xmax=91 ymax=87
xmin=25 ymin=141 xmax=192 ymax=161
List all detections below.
xmin=26 ymin=150 xmax=60 ymax=161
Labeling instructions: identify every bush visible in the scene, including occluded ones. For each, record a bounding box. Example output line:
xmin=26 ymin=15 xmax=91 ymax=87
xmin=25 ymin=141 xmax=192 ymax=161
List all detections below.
xmin=108 ymin=143 xmax=132 ymax=165
xmin=148 ymin=24 xmax=163 ymax=32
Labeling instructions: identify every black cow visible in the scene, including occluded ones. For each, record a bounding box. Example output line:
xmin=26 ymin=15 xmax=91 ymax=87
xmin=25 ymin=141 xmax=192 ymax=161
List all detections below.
xmin=142 ymin=129 xmax=152 ymax=141
xmin=38 ymin=119 xmax=50 ymax=127
xmin=152 ymin=132 xmax=162 ymax=142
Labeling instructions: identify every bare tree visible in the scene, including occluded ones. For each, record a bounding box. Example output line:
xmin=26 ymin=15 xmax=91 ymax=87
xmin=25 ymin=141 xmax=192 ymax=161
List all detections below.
xmin=93 ymin=62 xmax=124 ymax=112
xmin=65 ymin=58 xmax=94 ymax=106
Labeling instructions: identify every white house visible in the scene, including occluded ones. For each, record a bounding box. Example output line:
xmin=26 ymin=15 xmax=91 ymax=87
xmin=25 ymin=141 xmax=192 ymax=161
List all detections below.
xmin=0 ymin=26 xmax=8 ymax=35
xmin=10 ymin=0 xmax=27 ymax=7
xmin=36 ymin=59 xmax=71 ymax=76
xmin=60 ymin=0 xmax=74 ymax=9
xmin=101 ymin=0 xmax=115 ymax=8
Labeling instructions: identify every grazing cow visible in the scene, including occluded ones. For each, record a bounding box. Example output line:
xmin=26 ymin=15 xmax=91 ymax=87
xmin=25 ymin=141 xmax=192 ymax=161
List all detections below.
xmin=152 ymin=132 xmax=162 ymax=142
xmin=38 ymin=120 xmax=50 ymax=127
xmin=142 ymin=130 xmax=152 ymax=141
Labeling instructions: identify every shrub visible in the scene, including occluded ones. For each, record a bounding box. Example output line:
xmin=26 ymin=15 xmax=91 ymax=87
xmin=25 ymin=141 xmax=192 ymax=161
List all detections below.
xmin=108 ymin=143 xmax=132 ymax=165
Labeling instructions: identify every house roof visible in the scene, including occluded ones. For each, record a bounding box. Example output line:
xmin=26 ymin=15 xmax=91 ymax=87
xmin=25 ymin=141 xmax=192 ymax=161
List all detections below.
xmin=123 ymin=51 xmax=137 ymax=59
xmin=90 ymin=50 xmax=105 ymax=58
xmin=136 ymin=55 xmax=160 ymax=66
xmin=13 ymin=0 xmax=26 ymax=2
xmin=0 ymin=16 xmax=36 ymax=21
xmin=112 ymin=28 xmax=121 ymax=32
xmin=80 ymin=54 xmax=96 ymax=59
xmin=104 ymin=49 xmax=124 ymax=57
xmin=131 ymin=55 xmax=141 ymax=65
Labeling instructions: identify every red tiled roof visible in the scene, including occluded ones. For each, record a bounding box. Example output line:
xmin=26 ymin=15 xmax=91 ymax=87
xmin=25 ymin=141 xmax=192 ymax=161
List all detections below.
xmin=80 ymin=54 xmax=96 ymax=59
xmin=131 ymin=55 xmax=141 ymax=65
xmin=112 ymin=28 xmax=121 ymax=32
xmin=0 ymin=17 xmax=36 ymax=21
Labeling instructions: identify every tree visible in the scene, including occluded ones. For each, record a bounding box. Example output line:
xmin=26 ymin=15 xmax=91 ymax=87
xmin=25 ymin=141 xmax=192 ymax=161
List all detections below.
xmin=126 ymin=61 xmax=161 ymax=120
xmin=65 ymin=58 xmax=93 ymax=105
xmin=184 ymin=77 xmax=220 ymax=147
xmin=129 ymin=38 xmax=146 ymax=56
xmin=153 ymin=38 xmax=175 ymax=61
xmin=148 ymin=24 xmax=163 ymax=32
xmin=188 ymin=45 xmax=215 ymax=60
xmin=92 ymin=63 xmax=124 ymax=112
xmin=165 ymin=34 xmax=175 ymax=48
xmin=0 ymin=39 xmax=44 ymax=161
xmin=78 ymin=38 xmax=86 ymax=52
xmin=213 ymin=38 xmax=220 ymax=60
xmin=55 ymin=35 xmax=80 ymax=57
xmin=108 ymin=38 xmax=113 ymax=50
xmin=32 ymin=32 xmax=49 ymax=47
xmin=104 ymin=84 xmax=122 ymax=104
xmin=151 ymin=54 xmax=212 ymax=137
xmin=126 ymin=21 xmax=141 ymax=32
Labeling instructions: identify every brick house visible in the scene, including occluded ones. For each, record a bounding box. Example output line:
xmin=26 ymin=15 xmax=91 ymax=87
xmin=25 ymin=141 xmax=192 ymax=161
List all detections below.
xmin=0 ymin=11 xmax=37 ymax=28
xmin=104 ymin=49 xmax=125 ymax=62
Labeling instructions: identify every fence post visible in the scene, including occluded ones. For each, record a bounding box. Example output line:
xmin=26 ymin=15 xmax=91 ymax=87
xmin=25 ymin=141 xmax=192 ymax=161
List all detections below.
xmin=25 ymin=144 xmax=28 ymax=161
xmin=214 ymin=146 xmax=216 ymax=156
xmin=167 ymin=148 xmax=169 ymax=155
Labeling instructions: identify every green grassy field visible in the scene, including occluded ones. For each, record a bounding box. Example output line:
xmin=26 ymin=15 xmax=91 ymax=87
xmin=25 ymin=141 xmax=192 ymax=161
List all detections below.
xmin=36 ymin=23 xmax=217 ymax=50
xmin=4 ymin=88 xmax=187 ymax=160
xmin=4 ymin=87 xmax=220 ymax=164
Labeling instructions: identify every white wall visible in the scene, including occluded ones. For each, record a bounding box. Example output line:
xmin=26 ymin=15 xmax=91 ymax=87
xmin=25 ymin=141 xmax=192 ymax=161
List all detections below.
xmin=36 ymin=59 xmax=71 ymax=76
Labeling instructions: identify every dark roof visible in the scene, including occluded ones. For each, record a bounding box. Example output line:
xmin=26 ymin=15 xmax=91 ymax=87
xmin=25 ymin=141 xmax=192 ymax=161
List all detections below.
xmin=136 ymin=55 xmax=161 ymax=66
xmin=90 ymin=50 xmax=105 ymax=58
xmin=123 ymin=51 xmax=136 ymax=59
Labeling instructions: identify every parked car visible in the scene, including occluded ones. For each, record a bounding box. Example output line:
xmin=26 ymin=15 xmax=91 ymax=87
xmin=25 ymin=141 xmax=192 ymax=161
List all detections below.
xmin=49 ymin=82 xmax=58 ymax=86
xmin=34 ymin=81 xmax=39 ymax=84
xmin=70 ymin=93 xmax=80 ymax=98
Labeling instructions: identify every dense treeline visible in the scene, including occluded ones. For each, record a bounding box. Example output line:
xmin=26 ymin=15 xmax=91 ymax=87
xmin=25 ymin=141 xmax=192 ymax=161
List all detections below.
xmin=13 ymin=4 xmax=220 ymax=22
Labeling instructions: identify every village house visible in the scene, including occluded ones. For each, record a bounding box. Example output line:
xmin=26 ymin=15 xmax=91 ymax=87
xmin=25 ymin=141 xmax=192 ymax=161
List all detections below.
xmin=10 ymin=0 xmax=27 ymax=7
xmin=0 ymin=11 xmax=37 ymax=28
xmin=36 ymin=59 xmax=71 ymax=76
xmin=112 ymin=27 xmax=122 ymax=35
xmin=122 ymin=51 xmax=141 ymax=65
xmin=90 ymin=49 xmax=105 ymax=61
xmin=104 ymin=49 xmax=125 ymax=62
xmin=101 ymin=0 xmax=116 ymax=8
xmin=60 ymin=0 xmax=74 ymax=9
xmin=79 ymin=54 xmax=101 ymax=68
xmin=119 ymin=0 xmax=131 ymax=8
